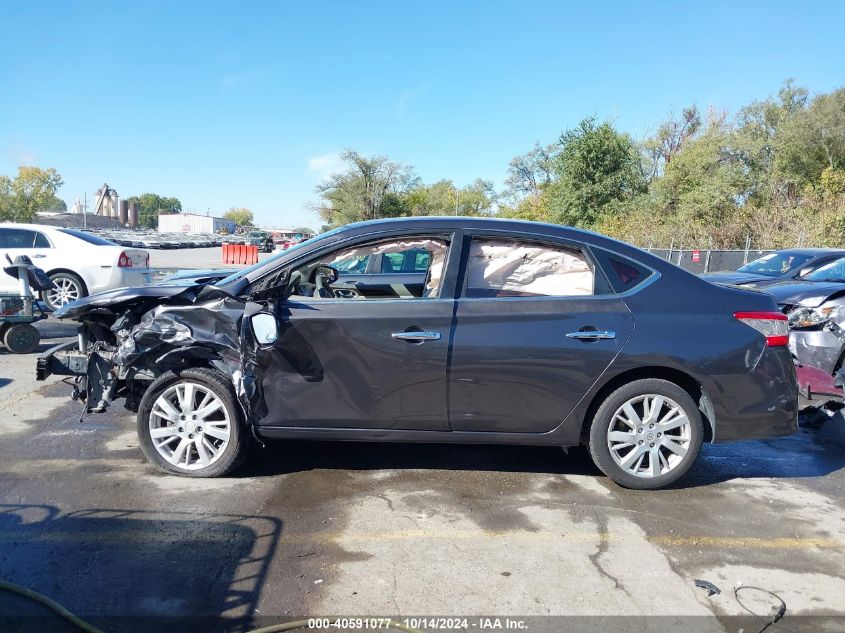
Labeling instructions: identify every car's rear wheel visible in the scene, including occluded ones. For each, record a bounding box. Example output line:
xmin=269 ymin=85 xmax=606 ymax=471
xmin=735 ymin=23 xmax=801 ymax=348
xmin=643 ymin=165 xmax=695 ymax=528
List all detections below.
xmin=137 ymin=368 xmax=249 ymax=477
xmin=588 ymin=378 xmax=703 ymax=490
xmin=43 ymin=272 xmax=86 ymax=311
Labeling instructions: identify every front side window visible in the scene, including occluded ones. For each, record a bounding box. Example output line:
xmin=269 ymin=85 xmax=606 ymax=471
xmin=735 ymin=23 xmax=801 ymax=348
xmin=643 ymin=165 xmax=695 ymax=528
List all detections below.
xmin=290 ymin=237 xmax=449 ymax=300
xmin=0 ymin=228 xmax=38 ymax=248
xmin=464 ymin=238 xmax=594 ymax=298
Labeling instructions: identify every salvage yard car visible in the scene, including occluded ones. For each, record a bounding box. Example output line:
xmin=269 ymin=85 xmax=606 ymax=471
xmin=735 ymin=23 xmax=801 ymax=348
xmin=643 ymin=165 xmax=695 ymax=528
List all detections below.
xmin=766 ymin=256 xmax=845 ymax=376
xmin=37 ymin=218 xmax=798 ymax=489
xmin=700 ymin=248 xmax=845 ymax=287
xmin=0 ymin=223 xmax=152 ymax=310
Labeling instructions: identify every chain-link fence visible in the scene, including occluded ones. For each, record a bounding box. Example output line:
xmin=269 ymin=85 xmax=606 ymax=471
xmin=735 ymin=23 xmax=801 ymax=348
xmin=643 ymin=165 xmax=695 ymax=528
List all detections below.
xmin=645 ymin=247 xmax=776 ymax=273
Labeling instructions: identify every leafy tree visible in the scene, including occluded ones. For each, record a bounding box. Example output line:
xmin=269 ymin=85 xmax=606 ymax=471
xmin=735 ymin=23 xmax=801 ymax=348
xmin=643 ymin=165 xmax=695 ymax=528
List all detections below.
xmin=125 ymin=193 xmax=182 ymax=229
xmin=775 ymin=87 xmax=845 ymax=192
xmin=0 ymin=166 xmax=64 ymax=222
xmin=546 ymin=118 xmax=645 ymax=227
xmin=316 ymin=150 xmax=418 ymax=226
xmin=224 ymin=207 xmax=255 ymax=226
xmin=640 ymin=106 xmax=701 ymax=183
xmin=504 ymin=143 xmax=557 ymax=200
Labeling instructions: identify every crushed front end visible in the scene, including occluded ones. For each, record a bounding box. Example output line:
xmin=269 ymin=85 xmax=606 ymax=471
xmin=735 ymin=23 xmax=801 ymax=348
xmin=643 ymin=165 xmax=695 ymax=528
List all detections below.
xmin=37 ymin=285 xmax=248 ymax=414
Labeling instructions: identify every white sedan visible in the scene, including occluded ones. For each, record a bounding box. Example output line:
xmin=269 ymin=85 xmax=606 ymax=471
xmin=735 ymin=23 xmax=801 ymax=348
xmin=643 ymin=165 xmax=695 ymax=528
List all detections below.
xmin=0 ymin=223 xmax=152 ymax=310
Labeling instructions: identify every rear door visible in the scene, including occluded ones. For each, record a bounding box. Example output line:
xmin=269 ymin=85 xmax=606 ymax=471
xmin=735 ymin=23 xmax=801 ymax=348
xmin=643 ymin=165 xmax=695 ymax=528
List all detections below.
xmin=448 ymin=233 xmax=635 ymax=433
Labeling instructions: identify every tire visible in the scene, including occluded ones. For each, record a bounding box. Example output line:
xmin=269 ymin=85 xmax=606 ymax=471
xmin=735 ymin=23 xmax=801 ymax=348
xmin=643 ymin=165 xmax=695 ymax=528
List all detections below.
xmin=3 ymin=324 xmax=40 ymax=354
xmin=137 ymin=368 xmax=249 ymax=477
xmin=42 ymin=272 xmax=86 ymax=311
xmin=587 ymin=378 xmax=703 ymax=490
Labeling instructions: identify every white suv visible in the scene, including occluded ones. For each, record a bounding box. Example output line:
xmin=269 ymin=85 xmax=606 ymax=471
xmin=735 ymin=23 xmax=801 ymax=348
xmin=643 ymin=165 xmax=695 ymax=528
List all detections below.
xmin=0 ymin=223 xmax=152 ymax=310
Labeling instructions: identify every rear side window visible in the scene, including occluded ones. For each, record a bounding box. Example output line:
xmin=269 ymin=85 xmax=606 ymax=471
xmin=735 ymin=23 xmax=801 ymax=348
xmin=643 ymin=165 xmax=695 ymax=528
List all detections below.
xmin=0 ymin=228 xmax=38 ymax=248
xmin=591 ymin=247 xmax=653 ymax=293
xmin=464 ymin=238 xmax=594 ymax=298
xmin=57 ymin=228 xmax=116 ymax=246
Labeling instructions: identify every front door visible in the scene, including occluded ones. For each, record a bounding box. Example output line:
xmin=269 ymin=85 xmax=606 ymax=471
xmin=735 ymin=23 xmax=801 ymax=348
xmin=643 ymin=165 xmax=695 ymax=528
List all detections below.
xmin=254 ymin=234 xmax=456 ymax=430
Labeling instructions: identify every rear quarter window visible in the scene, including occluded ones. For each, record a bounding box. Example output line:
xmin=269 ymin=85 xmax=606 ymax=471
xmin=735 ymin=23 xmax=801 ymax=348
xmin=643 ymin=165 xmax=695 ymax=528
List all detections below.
xmin=592 ymin=248 xmax=654 ymax=294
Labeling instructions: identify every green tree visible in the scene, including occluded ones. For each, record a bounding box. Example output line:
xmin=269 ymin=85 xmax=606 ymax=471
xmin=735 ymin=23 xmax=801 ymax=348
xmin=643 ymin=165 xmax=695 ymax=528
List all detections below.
xmin=125 ymin=193 xmax=182 ymax=229
xmin=223 ymin=207 xmax=255 ymax=226
xmin=546 ymin=118 xmax=645 ymax=227
xmin=0 ymin=166 xmax=64 ymax=222
xmin=315 ymin=149 xmax=418 ymax=227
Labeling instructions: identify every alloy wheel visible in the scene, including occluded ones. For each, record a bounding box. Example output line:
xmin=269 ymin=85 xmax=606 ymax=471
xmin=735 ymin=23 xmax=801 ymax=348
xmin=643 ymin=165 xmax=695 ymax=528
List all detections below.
xmin=606 ymin=394 xmax=692 ymax=479
xmin=47 ymin=276 xmax=82 ymax=307
xmin=148 ymin=382 xmax=231 ymax=471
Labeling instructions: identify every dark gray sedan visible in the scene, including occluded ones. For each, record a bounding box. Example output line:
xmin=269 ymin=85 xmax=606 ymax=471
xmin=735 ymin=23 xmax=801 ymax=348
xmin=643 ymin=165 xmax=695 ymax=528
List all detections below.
xmin=40 ymin=217 xmax=797 ymax=489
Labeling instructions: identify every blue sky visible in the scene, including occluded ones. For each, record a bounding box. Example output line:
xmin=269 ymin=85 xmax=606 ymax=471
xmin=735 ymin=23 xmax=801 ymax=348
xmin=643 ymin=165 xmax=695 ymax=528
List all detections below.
xmin=1 ymin=1 xmax=842 ymax=229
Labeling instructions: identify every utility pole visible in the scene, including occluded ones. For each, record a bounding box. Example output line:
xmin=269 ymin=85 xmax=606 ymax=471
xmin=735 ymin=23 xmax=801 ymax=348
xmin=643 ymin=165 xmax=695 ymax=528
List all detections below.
xmin=83 ymin=193 xmax=87 ymax=230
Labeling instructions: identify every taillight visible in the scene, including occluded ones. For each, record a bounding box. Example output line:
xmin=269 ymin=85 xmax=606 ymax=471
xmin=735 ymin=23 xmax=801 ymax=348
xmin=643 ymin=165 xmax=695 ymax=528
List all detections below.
xmin=118 ymin=252 xmax=133 ymax=268
xmin=734 ymin=311 xmax=789 ymax=346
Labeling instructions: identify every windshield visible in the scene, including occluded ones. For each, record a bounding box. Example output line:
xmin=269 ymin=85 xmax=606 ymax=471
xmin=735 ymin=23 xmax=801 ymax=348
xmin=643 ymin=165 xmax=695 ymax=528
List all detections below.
xmin=736 ymin=252 xmax=813 ymax=277
xmin=803 ymin=257 xmax=845 ymax=282
xmin=216 ymin=227 xmax=343 ymax=286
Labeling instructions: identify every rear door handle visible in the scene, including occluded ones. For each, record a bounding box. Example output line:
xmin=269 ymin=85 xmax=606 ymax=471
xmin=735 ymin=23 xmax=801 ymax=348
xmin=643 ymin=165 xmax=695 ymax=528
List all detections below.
xmin=391 ymin=331 xmax=441 ymax=342
xmin=565 ymin=330 xmax=616 ymax=340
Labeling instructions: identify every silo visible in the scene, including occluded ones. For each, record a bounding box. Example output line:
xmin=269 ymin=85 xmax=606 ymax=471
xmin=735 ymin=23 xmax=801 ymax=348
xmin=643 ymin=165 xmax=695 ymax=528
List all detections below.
xmin=119 ymin=200 xmax=129 ymax=225
xmin=128 ymin=202 xmax=139 ymax=228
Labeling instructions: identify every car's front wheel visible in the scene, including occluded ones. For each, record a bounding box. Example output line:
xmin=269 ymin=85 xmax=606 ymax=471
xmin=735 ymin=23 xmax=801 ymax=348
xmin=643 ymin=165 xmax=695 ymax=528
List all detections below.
xmin=43 ymin=272 xmax=86 ymax=311
xmin=137 ymin=368 xmax=249 ymax=477
xmin=588 ymin=378 xmax=703 ymax=490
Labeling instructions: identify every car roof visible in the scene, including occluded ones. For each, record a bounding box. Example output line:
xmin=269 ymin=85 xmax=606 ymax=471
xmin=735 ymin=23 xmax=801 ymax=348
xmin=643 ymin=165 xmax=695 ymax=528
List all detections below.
xmin=0 ymin=223 xmax=64 ymax=232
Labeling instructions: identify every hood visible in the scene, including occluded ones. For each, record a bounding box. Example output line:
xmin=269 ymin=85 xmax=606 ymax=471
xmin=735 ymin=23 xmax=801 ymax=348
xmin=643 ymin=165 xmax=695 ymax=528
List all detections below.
xmin=156 ymin=268 xmax=238 ymax=286
xmin=699 ymin=271 xmax=771 ymax=285
xmin=762 ymin=280 xmax=845 ymax=308
xmin=53 ymin=285 xmax=201 ymax=320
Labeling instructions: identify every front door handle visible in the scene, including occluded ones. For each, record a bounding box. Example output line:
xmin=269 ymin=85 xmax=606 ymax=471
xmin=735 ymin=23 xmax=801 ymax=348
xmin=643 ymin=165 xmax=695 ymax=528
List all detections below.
xmin=565 ymin=330 xmax=616 ymax=340
xmin=391 ymin=331 xmax=441 ymax=342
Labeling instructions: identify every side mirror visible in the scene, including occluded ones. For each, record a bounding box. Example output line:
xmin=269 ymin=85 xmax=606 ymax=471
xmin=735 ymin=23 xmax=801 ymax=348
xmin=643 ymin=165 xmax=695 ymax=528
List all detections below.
xmin=250 ymin=312 xmax=278 ymax=346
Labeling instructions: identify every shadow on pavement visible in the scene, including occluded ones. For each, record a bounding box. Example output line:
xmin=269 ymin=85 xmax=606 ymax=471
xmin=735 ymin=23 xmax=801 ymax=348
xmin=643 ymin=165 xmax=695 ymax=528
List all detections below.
xmin=239 ymin=427 xmax=845 ymax=490
xmin=0 ymin=503 xmax=281 ymax=633
xmin=240 ymin=440 xmax=602 ymax=478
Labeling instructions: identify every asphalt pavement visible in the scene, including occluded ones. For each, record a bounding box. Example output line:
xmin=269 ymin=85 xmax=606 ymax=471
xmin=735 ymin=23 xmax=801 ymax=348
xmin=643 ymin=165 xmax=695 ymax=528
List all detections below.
xmin=1 ymin=320 xmax=844 ymax=633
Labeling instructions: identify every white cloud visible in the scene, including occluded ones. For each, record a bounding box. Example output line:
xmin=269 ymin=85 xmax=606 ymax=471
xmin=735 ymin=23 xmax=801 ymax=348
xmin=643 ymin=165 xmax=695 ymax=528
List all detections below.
xmin=306 ymin=152 xmax=344 ymax=180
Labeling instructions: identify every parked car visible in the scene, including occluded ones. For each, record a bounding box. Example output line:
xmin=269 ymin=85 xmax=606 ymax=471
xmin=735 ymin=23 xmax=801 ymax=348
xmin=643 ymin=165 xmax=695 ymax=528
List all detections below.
xmin=39 ymin=217 xmax=797 ymax=488
xmin=0 ymin=223 xmax=151 ymax=310
xmin=243 ymin=230 xmax=275 ymax=253
xmin=763 ymin=256 xmax=845 ymax=375
xmin=700 ymin=248 xmax=845 ymax=287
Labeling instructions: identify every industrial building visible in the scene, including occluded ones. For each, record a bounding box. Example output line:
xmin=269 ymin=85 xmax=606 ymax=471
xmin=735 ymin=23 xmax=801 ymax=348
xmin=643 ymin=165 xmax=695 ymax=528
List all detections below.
xmin=157 ymin=212 xmax=237 ymax=234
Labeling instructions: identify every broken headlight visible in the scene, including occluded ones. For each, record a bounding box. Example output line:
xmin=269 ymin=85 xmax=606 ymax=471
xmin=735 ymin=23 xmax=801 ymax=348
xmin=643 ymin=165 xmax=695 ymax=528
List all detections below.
xmin=788 ymin=305 xmax=840 ymax=328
